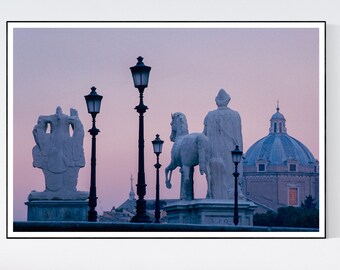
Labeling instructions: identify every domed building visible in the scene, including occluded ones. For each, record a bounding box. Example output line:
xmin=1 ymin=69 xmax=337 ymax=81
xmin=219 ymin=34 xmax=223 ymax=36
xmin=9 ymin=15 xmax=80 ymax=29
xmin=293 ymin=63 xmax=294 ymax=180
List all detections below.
xmin=242 ymin=105 xmax=319 ymax=212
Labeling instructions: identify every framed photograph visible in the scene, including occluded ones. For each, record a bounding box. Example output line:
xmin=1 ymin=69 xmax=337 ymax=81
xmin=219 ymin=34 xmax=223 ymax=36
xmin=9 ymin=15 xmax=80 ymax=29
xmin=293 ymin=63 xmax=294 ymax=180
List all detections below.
xmin=7 ymin=21 xmax=325 ymax=239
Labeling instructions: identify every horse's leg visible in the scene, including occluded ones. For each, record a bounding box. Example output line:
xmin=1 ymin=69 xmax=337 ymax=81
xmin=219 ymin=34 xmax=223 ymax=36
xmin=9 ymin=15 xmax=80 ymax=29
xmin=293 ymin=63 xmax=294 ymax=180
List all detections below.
xmin=165 ymin=166 xmax=171 ymax=188
xmin=180 ymin=168 xmax=185 ymax=199
xmin=197 ymin=135 xmax=207 ymax=175
xmin=181 ymin=165 xmax=192 ymax=200
xmin=165 ymin=162 xmax=177 ymax=189
xmin=189 ymin=166 xmax=195 ymax=200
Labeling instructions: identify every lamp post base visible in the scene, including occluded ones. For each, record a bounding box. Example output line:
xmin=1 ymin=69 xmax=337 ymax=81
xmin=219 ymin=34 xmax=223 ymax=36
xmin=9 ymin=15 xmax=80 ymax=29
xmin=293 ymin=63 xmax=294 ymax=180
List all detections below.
xmin=130 ymin=199 xmax=152 ymax=223
xmin=88 ymin=209 xmax=98 ymax=222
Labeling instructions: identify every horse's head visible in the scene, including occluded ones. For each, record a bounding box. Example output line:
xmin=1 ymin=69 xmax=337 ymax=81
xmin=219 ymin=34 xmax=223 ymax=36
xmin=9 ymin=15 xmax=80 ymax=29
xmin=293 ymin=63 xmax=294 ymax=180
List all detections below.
xmin=170 ymin=112 xmax=189 ymax=142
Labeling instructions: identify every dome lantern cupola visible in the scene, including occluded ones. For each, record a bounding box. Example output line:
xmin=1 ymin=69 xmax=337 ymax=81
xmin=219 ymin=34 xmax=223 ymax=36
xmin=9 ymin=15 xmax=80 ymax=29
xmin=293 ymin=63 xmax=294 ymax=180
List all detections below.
xmin=269 ymin=101 xmax=287 ymax=134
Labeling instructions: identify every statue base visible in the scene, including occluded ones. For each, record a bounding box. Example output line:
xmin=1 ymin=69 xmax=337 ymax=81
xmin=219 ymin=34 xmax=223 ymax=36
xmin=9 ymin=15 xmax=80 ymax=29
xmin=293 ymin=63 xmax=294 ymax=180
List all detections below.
xmin=163 ymin=199 xmax=257 ymax=226
xmin=25 ymin=200 xmax=88 ymax=221
xmin=28 ymin=190 xmax=89 ymax=200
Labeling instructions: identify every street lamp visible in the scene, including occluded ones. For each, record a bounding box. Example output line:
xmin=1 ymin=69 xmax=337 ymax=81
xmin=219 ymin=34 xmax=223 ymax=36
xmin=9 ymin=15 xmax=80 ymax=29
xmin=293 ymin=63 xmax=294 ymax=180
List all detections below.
xmin=231 ymin=145 xmax=243 ymax=226
xmin=130 ymin=56 xmax=152 ymax=223
xmin=152 ymin=134 xmax=164 ymax=223
xmin=84 ymin=86 xmax=103 ymax=222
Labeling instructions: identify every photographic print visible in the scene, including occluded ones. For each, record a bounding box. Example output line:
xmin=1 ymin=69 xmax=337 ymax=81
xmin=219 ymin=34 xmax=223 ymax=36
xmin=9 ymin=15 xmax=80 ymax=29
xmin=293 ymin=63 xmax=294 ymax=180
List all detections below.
xmin=7 ymin=21 xmax=325 ymax=238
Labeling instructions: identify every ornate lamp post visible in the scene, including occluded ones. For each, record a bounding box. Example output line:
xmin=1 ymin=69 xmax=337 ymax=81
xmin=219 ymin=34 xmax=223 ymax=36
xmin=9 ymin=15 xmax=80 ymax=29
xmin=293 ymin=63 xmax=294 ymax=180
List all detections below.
xmin=152 ymin=134 xmax=164 ymax=223
xmin=231 ymin=145 xmax=243 ymax=226
xmin=84 ymin=86 xmax=103 ymax=222
xmin=130 ymin=56 xmax=152 ymax=223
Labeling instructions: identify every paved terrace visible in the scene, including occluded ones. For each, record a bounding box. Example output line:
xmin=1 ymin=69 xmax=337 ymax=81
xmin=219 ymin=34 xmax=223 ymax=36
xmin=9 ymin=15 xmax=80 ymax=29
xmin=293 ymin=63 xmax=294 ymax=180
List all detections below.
xmin=13 ymin=221 xmax=318 ymax=233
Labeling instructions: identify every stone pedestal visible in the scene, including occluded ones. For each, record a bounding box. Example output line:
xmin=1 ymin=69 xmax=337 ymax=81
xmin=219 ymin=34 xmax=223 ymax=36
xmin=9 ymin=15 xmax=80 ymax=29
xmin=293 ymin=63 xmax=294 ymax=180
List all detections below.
xmin=25 ymin=200 xmax=88 ymax=221
xmin=163 ymin=199 xmax=257 ymax=226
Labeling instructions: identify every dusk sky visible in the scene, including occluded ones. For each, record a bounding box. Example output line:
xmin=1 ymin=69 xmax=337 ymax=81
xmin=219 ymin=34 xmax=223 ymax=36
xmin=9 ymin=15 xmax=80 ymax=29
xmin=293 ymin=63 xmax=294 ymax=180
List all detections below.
xmin=10 ymin=23 xmax=322 ymax=221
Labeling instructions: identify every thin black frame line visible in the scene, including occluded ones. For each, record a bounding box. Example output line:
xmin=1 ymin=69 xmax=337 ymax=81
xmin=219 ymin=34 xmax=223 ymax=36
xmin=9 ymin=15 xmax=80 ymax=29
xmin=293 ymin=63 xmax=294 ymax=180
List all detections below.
xmin=6 ymin=21 xmax=326 ymax=239
xmin=6 ymin=20 xmax=326 ymax=23
xmin=323 ymin=21 xmax=327 ymax=238
xmin=7 ymin=236 xmax=325 ymax=240
xmin=6 ymin=20 xmax=9 ymax=240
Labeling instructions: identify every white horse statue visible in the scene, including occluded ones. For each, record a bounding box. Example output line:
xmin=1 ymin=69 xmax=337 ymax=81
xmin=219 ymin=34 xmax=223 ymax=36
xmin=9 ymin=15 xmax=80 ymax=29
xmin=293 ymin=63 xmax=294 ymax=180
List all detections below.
xmin=165 ymin=112 xmax=212 ymax=200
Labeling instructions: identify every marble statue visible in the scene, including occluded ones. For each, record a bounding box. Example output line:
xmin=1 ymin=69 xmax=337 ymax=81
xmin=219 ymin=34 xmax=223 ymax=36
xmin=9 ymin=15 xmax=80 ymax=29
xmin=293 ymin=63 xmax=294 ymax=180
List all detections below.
xmin=203 ymin=89 xmax=244 ymax=200
xmin=165 ymin=112 xmax=212 ymax=200
xmin=29 ymin=106 xmax=88 ymax=200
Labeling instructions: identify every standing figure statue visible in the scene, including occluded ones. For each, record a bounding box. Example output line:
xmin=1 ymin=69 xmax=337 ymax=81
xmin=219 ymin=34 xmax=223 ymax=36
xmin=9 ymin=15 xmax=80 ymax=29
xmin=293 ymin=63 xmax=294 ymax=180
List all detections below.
xmin=165 ymin=112 xmax=212 ymax=200
xmin=30 ymin=106 xmax=87 ymax=200
xmin=203 ymin=89 xmax=244 ymax=200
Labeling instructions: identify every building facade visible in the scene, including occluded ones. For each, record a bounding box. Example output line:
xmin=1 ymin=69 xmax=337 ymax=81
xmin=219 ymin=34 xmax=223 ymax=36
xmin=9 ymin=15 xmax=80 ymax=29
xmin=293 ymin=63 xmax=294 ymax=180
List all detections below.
xmin=99 ymin=175 xmax=176 ymax=222
xmin=242 ymin=106 xmax=319 ymax=212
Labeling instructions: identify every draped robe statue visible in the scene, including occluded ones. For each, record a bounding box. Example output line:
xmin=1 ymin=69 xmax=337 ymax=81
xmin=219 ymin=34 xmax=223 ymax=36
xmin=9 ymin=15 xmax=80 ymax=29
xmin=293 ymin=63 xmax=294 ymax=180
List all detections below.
xmin=29 ymin=106 xmax=87 ymax=200
xmin=203 ymin=89 xmax=244 ymax=200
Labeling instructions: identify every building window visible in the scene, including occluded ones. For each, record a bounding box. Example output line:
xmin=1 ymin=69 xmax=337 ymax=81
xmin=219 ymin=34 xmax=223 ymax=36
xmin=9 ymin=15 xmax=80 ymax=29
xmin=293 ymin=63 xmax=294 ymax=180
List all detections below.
xmin=258 ymin=164 xmax=266 ymax=172
xmin=288 ymin=187 xmax=298 ymax=206
xmin=289 ymin=164 xmax=297 ymax=172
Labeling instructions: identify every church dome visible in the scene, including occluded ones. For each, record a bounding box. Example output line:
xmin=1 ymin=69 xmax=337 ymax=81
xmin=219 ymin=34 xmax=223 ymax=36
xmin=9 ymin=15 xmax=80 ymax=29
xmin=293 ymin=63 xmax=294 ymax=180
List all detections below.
xmin=244 ymin=105 xmax=317 ymax=167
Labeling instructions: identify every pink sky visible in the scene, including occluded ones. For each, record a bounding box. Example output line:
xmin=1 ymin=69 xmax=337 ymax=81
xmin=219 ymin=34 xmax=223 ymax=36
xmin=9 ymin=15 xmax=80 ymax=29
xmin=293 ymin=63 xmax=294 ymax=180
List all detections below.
xmin=11 ymin=23 xmax=321 ymax=221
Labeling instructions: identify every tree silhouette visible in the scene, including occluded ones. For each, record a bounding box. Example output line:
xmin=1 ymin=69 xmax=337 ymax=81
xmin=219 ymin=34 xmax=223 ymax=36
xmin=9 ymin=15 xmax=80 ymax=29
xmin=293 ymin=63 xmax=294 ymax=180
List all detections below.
xmin=253 ymin=195 xmax=319 ymax=228
xmin=301 ymin=195 xmax=317 ymax=209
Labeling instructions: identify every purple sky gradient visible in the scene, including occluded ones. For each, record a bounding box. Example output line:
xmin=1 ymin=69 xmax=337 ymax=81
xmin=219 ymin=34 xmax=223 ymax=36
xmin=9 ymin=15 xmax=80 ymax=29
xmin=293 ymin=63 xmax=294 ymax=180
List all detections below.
xmin=12 ymin=25 xmax=320 ymax=221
